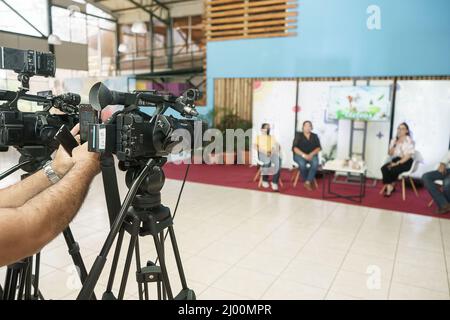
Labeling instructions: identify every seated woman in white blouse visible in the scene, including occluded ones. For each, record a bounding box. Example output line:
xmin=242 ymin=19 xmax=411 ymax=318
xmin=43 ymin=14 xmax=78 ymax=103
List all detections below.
xmin=381 ymin=122 xmax=415 ymax=197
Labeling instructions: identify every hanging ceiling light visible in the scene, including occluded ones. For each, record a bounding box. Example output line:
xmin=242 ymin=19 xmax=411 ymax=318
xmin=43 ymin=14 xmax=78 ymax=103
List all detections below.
xmin=131 ymin=21 xmax=148 ymax=34
xmin=48 ymin=34 xmax=62 ymax=45
xmin=118 ymin=43 xmax=128 ymax=53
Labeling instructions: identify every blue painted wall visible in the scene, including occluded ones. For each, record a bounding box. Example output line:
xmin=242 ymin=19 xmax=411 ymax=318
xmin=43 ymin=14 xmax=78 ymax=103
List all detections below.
xmin=206 ymin=0 xmax=450 ymax=111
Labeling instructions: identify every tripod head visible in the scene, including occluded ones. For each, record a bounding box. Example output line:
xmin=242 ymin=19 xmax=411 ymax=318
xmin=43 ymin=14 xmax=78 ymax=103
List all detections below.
xmin=122 ymin=157 xmax=173 ymax=237
xmin=124 ymin=157 xmax=167 ymax=210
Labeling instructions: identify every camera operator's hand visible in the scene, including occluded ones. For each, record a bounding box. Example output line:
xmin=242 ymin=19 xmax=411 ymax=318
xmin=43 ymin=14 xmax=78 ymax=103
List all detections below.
xmin=72 ymin=142 xmax=101 ymax=174
xmin=53 ymin=124 xmax=80 ymax=177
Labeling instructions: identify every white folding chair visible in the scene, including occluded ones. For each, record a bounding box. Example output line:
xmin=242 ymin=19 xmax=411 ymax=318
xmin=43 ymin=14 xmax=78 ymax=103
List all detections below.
xmin=291 ymin=155 xmax=321 ymax=189
xmin=399 ymin=151 xmax=422 ymax=201
xmin=379 ymin=151 xmax=421 ymax=201
xmin=253 ymin=158 xmax=265 ymax=187
xmin=254 ymin=158 xmax=284 ymax=188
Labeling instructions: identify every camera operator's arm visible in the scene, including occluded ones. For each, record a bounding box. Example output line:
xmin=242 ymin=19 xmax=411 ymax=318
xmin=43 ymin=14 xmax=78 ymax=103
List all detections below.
xmin=0 ymin=125 xmax=79 ymax=208
xmin=0 ymin=143 xmax=100 ymax=267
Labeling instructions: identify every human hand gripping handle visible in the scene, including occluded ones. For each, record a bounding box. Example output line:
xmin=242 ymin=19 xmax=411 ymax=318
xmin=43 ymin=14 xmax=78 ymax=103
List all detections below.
xmin=54 ymin=123 xmax=100 ymax=176
xmin=53 ymin=124 xmax=80 ymax=177
xmin=55 ymin=124 xmax=80 ymax=156
xmin=72 ymin=142 xmax=101 ymax=175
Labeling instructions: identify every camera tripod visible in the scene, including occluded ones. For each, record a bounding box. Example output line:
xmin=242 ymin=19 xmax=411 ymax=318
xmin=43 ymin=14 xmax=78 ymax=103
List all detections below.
xmin=76 ymin=156 xmax=195 ymax=300
xmin=0 ymin=146 xmax=94 ymax=300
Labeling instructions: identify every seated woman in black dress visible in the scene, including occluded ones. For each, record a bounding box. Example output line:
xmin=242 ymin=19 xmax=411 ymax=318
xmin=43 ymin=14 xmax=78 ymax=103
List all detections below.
xmin=381 ymin=122 xmax=415 ymax=197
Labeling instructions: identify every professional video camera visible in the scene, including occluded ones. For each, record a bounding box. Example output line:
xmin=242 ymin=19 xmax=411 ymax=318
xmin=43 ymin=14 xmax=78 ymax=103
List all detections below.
xmin=0 ymin=46 xmax=56 ymax=152
xmin=87 ymin=81 xmax=202 ymax=164
xmin=0 ymin=47 xmax=79 ymax=169
xmin=75 ymin=82 xmax=205 ymax=300
xmin=0 ymin=47 xmax=55 ymax=78
xmin=0 ymin=91 xmax=80 ymax=148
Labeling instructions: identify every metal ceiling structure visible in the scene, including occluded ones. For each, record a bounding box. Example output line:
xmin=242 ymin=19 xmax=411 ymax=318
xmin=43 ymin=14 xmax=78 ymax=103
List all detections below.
xmin=90 ymin=0 xmax=205 ymax=93
xmin=89 ymin=0 xmax=195 ymax=23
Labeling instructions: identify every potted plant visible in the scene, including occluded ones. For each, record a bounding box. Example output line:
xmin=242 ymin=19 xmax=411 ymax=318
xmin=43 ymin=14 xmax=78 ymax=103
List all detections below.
xmin=213 ymin=110 xmax=252 ymax=165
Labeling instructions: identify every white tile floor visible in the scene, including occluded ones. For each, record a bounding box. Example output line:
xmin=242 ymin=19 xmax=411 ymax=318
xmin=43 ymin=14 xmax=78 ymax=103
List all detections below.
xmin=1 ymin=150 xmax=450 ymax=300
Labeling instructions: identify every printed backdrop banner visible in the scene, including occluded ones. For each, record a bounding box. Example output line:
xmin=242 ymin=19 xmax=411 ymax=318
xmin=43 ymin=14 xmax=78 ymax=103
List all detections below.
xmin=335 ymin=80 xmax=393 ymax=179
xmin=252 ymin=81 xmax=297 ymax=168
xmin=296 ymin=80 xmax=352 ymax=164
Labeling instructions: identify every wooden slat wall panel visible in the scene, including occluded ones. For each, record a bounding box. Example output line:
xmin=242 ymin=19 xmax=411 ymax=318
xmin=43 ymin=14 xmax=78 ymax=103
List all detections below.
xmin=214 ymin=78 xmax=253 ymax=126
xmin=206 ymin=0 xmax=297 ymax=41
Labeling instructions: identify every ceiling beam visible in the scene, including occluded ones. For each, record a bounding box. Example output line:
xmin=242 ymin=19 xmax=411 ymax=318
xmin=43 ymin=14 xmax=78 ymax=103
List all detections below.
xmin=126 ymin=0 xmax=169 ymax=25
xmin=0 ymin=0 xmax=46 ymax=37
xmin=112 ymin=4 xmax=163 ymax=13
xmin=84 ymin=0 xmax=119 ymax=19
xmin=113 ymin=0 xmax=198 ymax=12
xmin=162 ymin=0 xmax=199 ymax=5
xmin=151 ymin=0 xmax=169 ymax=11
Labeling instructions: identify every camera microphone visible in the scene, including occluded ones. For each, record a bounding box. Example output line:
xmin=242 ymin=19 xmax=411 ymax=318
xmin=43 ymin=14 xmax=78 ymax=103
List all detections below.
xmin=53 ymin=93 xmax=81 ymax=114
xmin=90 ymin=82 xmax=144 ymax=111
xmin=173 ymin=99 xmax=198 ymax=117
xmin=57 ymin=93 xmax=81 ymax=106
xmin=89 ymin=82 xmax=200 ymax=117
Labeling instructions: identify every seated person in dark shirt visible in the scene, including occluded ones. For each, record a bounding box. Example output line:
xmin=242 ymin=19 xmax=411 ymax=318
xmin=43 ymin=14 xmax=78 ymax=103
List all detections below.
xmin=422 ymin=150 xmax=450 ymax=214
xmin=292 ymin=121 xmax=322 ymax=191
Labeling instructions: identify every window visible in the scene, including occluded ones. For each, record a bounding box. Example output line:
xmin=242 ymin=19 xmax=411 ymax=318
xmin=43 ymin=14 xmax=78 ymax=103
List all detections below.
xmin=0 ymin=0 xmax=48 ymax=37
xmin=51 ymin=6 xmax=87 ymax=44
xmin=87 ymin=15 xmax=117 ymax=76
xmin=86 ymin=3 xmax=113 ymax=20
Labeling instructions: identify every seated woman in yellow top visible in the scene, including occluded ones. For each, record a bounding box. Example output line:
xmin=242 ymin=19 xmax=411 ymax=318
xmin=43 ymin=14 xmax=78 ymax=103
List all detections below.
xmin=254 ymin=123 xmax=282 ymax=191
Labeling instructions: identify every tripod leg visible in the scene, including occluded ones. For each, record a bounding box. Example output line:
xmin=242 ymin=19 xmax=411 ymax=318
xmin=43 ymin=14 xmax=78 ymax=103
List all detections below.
xmin=134 ymin=238 xmax=145 ymax=300
xmin=3 ymin=267 xmax=12 ymax=300
xmin=160 ymin=232 xmax=166 ymax=300
xmin=62 ymin=227 xmax=92 ymax=289
xmin=17 ymin=262 xmax=27 ymax=300
xmin=153 ymin=232 xmax=173 ymax=300
xmin=105 ymin=226 xmax=126 ymax=294
xmin=7 ymin=268 xmax=19 ymax=300
xmin=24 ymin=256 xmax=33 ymax=300
xmin=118 ymin=217 xmax=140 ymax=300
xmin=168 ymin=225 xmax=188 ymax=290
xmin=157 ymin=280 xmax=161 ymax=300
xmin=33 ymin=253 xmax=41 ymax=300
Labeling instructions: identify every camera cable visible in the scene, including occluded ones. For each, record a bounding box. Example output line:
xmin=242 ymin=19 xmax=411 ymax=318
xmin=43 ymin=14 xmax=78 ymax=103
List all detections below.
xmin=154 ymin=163 xmax=190 ymax=265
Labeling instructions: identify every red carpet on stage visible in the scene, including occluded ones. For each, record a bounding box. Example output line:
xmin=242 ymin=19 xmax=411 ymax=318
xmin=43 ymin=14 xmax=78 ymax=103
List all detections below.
xmin=164 ymin=163 xmax=447 ymax=219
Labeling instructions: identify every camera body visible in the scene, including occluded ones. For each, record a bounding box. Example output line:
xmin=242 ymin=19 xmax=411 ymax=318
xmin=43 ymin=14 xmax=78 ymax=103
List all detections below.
xmin=0 ymin=110 xmax=78 ymax=148
xmin=88 ymin=111 xmax=198 ymax=162
xmin=0 ymin=88 xmax=80 ymax=150
xmin=0 ymin=47 xmax=55 ymax=77
xmin=86 ymin=82 xmax=205 ymax=166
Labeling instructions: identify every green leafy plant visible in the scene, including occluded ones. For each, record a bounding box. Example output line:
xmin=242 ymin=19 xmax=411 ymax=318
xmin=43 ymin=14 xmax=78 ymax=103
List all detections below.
xmin=196 ymin=108 xmax=215 ymax=127
xmin=214 ymin=109 xmax=252 ymax=152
